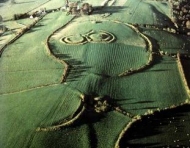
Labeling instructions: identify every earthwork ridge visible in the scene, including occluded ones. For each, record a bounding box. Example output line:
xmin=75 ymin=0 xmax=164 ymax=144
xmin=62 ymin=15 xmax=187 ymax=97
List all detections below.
xmin=43 ymin=16 xmax=190 ymax=148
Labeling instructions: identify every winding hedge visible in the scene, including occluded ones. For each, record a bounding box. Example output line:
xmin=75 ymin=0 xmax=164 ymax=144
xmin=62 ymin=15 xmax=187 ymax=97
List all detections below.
xmin=0 ymin=15 xmax=46 ymax=57
xmin=45 ymin=16 xmax=76 ymax=83
xmin=36 ymin=101 xmax=85 ymax=132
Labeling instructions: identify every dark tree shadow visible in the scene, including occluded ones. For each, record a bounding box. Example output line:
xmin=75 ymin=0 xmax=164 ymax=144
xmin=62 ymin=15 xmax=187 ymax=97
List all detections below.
xmin=119 ymin=104 xmax=190 ymax=147
xmin=0 ymin=0 xmax=9 ymax=3
xmin=149 ymin=4 xmax=175 ymax=28
xmin=92 ymin=6 xmax=127 ymax=15
xmin=14 ymin=1 xmax=34 ymax=4
xmin=52 ymin=51 xmax=91 ymax=82
xmin=144 ymin=34 xmax=163 ymax=65
xmin=26 ymin=24 xmax=45 ymax=34
xmin=180 ymin=55 xmax=190 ymax=87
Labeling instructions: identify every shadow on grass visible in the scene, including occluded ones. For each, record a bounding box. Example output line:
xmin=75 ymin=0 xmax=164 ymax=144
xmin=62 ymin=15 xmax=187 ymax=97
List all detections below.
xmin=119 ymin=104 xmax=190 ymax=147
xmin=116 ymin=99 xmax=155 ymax=106
xmin=149 ymin=4 xmax=175 ymax=28
xmin=53 ymin=52 xmax=91 ymax=82
xmin=15 ymin=1 xmax=34 ymax=4
xmin=64 ymin=109 xmax=105 ymax=148
xmin=130 ymin=107 xmax=158 ymax=110
xmin=180 ymin=56 xmax=190 ymax=87
xmin=92 ymin=6 xmax=127 ymax=15
xmin=128 ymin=100 xmax=154 ymax=104
xmin=26 ymin=24 xmax=45 ymax=34
xmin=0 ymin=0 xmax=8 ymax=3
xmin=149 ymin=69 xmax=171 ymax=72
xmin=143 ymin=34 xmax=163 ymax=68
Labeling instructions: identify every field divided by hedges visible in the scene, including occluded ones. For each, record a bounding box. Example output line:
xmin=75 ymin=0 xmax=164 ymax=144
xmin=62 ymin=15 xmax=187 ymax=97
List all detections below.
xmin=92 ymin=111 xmax=130 ymax=148
xmin=143 ymin=29 xmax=188 ymax=54
xmin=0 ymin=0 xmax=189 ymax=147
xmin=49 ymin=20 xmax=149 ymax=79
xmin=0 ymin=84 xmax=81 ymax=148
xmin=0 ymin=0 xmax=50 ymax=19
xmin=51 ymin=42 xmax=149 ymax=77
xmin=97 ymin=56 xmax=188 ymax=115
xmin=31 ymin=124 xmax=91 ymax=148
xmin=120 ymin=104 xmax=190 ymax=147
xmin=108 ymin=0 xmax=171 ymax=25
xmin=0 ymin=12 xmax=73 ymax=94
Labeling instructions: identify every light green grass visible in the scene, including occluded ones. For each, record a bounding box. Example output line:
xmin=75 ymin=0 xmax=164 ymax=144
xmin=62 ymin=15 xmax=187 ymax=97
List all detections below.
xmin=93 ymin=111 xmax=130 ymax=148
xmin=123 ymin=105 xmax=190 ymax=147
xmin=0 ymin=84 xmax=81 ymax=148
xmin=0 ymin=0 xmax=50 ymax=19
xmin=0 ymin=0 xmax=189 ymax=147
xmin=51 ymin=42 xmax=149 ymax=76
xmin=108 ymin=0 xmax=171 ymax=25
xmin=143 ymin=29 xmax=189 ymax=54
xmin=0 ymin=12 xmax=73 ymax=94
xmin=50 ymin=20 xmax=149 ymax=77
xmin=30 ymin=124 xmax=91 ymax=148
xmin=98 ymin=56 xmax=188 ymax=115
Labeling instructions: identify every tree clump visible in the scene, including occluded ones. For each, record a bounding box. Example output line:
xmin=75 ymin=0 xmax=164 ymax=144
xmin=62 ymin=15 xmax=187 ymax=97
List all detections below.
xmin=82 ymin=94 xmax=113 ymax=113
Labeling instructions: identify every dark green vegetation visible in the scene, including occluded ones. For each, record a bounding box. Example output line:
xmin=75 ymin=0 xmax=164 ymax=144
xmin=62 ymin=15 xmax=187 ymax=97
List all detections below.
xmin=120 ymin=104 xmax=190 ymax=147
xmin=0 ymin=0 xmax=190 ymax=148
xmin=180 ymin=56 xmax=190 ymax=87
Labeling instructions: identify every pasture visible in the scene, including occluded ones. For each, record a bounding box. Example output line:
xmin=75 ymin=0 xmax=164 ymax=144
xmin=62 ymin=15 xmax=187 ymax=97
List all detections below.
xmin=0 ymin=0 xmax=190 ymax=147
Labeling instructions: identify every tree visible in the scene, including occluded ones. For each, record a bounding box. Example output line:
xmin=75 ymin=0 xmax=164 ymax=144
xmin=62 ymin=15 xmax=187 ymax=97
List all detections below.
xmin=0 ymin=15 xmax=3 ymax=24
xmin=10 ymin=0 xmax=16 ymax=4
xmin=186 ymin=20 xmax=190 ymax=29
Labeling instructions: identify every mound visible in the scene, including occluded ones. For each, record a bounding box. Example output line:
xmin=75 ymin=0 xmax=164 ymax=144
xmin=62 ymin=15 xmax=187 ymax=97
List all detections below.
xmin=50 ymin=20 xmax=149 ymax=76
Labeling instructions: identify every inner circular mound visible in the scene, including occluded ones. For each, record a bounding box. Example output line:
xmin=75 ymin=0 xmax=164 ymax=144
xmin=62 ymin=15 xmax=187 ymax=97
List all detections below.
xmin=88 ymin=31 xmax=115 ymax=43
xmin=61 ymin=30 xmax=116 ymax=45
xmin=61 ymin=35 xmax=87 ymax=45
xmin=51 ymin=21 xmax=149 ymax=76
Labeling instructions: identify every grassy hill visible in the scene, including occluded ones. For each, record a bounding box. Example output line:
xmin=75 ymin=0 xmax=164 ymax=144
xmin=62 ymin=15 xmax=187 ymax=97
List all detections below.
xmin=0 ymin=0 xmax=190 ymax=147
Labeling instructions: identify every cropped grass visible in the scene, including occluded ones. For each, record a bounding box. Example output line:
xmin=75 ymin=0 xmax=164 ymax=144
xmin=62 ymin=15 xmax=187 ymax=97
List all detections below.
xmin=98 ymin=56 xmax=188 ymax=115
xmin=0 ymin=85 xmax=81 ymax=148
xmin=0 ymin=0 xmax=190 ymax=147
xmin=121 ymin=105 xmax=190 ymax=147
xmin=0 ymin=0 xmax=50 ymax=19
xmin=93 ymin=111 xmax=130 ymax=148
xmin=50 ymin=20 xmax=149 ymax=77
xmin=143 ymin=29 xmax=187 ymax=54
xmin=0 ymin=11 xmax=73 ymax=94
xmin=109 ymin=0 xmax=171 ymax=25
xmin=30 ymin=124 xmax=91 ymax=148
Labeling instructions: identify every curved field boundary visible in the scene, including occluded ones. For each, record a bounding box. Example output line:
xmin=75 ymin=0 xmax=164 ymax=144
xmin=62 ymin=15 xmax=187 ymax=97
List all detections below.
xmin=45 ymin=16 xmax=76 ymax=83
xmin=0 ymin=15 xmax=46 ymax=57
xmin=177 ymin=53 xmax=190 ymax=98
xmin=114 ymin=106 xmax=134 ymax=118
xmin=115 ymin=118 xmax=138 ymax=148
xmin=108 ymin=20 xmax=153 ymax=77
xmin=36 ymin=101 xmax=85 ymax=132
xmin=115 ymin=101 xmax=190 ymax=148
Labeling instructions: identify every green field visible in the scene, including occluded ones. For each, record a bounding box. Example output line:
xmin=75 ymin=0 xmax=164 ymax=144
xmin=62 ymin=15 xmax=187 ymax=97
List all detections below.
xmin=0 ymin=0 xmax=190 ymax=147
